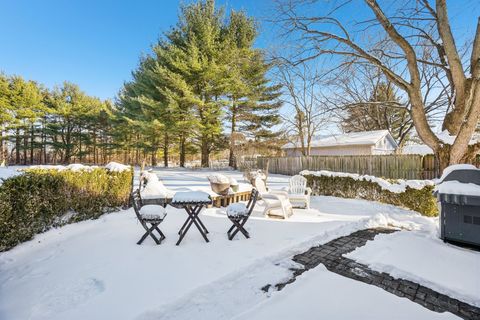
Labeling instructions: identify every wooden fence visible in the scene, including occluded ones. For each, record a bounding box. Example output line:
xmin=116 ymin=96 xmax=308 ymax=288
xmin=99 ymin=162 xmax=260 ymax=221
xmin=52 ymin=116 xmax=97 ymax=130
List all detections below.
xmin=255 ymin=155 xmax=440 ymax=180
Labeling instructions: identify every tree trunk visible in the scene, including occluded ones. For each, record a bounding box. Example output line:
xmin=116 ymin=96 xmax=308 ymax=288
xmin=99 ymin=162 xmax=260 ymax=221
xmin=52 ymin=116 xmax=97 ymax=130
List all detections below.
xmin=179 ymin=135 xmax=186 ymax=167
xmin=30 ymin=123 xmax=34 ymax=164
xmin=15 ymin=128 xmax=20 ymax=164
xmin=0 ymin=128 xmax=4 ymax=164
xmin=201 ymin=138 xmax=209 ymax=168
xmin=151 ymin=148 xmax=157 ymax=167
xmin=163 ymin=132 xmax=169 ymax=168
xmin=229 ymin=106 xmax=237 ymax=169
xmin=93 ymin=130 xmax=97 ymax=164
xmin=23 ymin=129 xmax=28 ymax=165
xmin=42 ymin=118 xmax=47 ymax=164
xmin=78 ymin=132 xmax=83 ymax=163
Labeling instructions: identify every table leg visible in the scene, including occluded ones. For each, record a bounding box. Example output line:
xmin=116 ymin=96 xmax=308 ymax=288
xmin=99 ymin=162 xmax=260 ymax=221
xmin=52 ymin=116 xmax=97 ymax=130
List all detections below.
xmin=187 ymin=206 xmax=209 ymax=240
xmin=176 ymin=205 xmax=209 ymax=245
xmin=176 ymin=217 xmax=194 ymax=246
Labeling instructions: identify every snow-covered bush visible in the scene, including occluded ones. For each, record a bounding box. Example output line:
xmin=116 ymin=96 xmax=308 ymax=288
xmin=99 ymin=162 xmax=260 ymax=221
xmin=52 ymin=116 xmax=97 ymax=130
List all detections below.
xmin=0 ymin=166 xmax=133 ymax=251
xmin=301 ymin=170 xmax=437 ymax=216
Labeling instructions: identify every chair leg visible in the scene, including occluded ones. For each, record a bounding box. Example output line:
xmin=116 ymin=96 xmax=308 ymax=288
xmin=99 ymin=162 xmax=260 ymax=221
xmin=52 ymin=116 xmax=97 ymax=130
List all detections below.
xmin=155 ymin=226 xmax=166 ymax=240
xmin=228 ymin=218 xmax=250 ymax=240
xmin=138 ymin=222 xmax=162 ymax=245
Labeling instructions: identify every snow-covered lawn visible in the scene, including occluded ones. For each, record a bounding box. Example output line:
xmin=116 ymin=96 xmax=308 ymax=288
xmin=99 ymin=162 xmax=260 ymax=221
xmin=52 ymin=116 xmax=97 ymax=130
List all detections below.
xmin=346 ymin=230 xmax=480 ymax=308
xmin=0 ymin=168 xmax=474 ymax=319
xmin=237 ymin=265 xmax=456 ymax=320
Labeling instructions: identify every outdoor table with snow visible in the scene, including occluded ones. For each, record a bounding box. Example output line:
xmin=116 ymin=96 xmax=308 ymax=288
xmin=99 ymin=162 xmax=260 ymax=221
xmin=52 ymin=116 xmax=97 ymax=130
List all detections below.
xmin=171 ymin=191 xmax=213 ymax=245
xmin=435 ymin=164 xmax=480 ymax=247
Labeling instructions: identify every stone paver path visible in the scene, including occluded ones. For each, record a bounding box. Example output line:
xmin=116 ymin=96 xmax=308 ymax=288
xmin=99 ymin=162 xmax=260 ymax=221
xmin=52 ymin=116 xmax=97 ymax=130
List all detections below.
xmin=264 ymin=228 xmax=480 ymax=320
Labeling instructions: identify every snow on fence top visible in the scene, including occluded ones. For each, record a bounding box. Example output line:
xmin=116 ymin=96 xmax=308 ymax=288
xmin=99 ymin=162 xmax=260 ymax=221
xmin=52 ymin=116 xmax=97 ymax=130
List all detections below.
xmin=300 ymin=170 xmax=434 ymax=193
xmin=27 ymin=162 xmax=131 ymax=172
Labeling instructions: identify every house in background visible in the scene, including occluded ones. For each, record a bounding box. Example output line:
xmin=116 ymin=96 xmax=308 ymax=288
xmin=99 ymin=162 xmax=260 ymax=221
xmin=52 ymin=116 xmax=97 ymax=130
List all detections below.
xmin=400 ymin=143 xmax=434 ymax=155
xmin=282 ymin=130 xmax=398 ymax=157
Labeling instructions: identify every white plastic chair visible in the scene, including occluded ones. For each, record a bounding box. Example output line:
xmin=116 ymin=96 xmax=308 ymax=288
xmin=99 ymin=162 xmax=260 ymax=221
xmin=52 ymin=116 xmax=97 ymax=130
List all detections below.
xmin=254 ymin=177 xmax=293 ymax=219
xmin=287 ymin=175 xmax=312 ymax=209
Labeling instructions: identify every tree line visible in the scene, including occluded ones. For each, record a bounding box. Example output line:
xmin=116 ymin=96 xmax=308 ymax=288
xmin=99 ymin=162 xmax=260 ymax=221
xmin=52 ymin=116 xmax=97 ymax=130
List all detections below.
xmin=0 ymin=76 xmax=118 ymax=165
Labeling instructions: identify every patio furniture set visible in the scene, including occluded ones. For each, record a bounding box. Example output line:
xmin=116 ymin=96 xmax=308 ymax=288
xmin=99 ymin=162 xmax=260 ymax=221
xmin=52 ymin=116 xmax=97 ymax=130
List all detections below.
xmin=132 ymin=172 xmax=311 ymax=246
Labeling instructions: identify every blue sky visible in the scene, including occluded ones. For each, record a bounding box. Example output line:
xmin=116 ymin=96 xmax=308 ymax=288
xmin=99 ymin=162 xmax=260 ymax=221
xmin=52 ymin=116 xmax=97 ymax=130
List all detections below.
xmin=1 ymin=0 xmax=478 ymax=101
xmin=0 ymin=0 xmax=272 ymax=100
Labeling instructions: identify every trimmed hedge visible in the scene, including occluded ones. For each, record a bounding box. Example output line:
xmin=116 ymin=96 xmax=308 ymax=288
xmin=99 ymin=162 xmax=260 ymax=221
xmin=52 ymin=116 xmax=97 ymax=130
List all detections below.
xmin=302 ymin=174 xmax=437 ymax=217
xmin=0 ymin=167 xmax=133 ymax=251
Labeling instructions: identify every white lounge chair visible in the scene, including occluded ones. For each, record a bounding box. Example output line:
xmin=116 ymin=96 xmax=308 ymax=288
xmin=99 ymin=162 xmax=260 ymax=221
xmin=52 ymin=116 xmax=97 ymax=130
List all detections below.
xmin=287 ymin=175 xmax=312 ymax=209
xmin=254 ymin=177 xmax=293 ymax=219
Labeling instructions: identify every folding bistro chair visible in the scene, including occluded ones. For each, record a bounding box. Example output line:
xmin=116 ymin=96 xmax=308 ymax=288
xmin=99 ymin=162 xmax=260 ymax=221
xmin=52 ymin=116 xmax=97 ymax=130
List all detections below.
xmin=131 ymin=189 xmax=167 ymax=245
xmin=226 ymin=188 xmax=259 ymax=240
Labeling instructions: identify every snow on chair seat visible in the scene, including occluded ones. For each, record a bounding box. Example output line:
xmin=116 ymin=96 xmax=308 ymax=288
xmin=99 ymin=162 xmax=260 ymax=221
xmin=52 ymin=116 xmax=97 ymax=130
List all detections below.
xmin=226 ymin=203 xmax=248 ymax=218
xmin=139 ymin=205 xmax=167 ymax=221
xmin=226 ymin=189 xmax=259 ymax=240
xmin=132 ymin=190 xmax=167 ymax=245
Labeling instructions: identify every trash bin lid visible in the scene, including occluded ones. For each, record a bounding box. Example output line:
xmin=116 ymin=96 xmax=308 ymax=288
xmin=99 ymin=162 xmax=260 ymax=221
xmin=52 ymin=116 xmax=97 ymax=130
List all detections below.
xmin=439 ymin=165 xmax=480 ymax=185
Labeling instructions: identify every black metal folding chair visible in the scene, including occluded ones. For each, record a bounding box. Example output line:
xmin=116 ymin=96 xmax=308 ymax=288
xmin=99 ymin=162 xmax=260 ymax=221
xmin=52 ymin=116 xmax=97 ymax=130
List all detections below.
xmin=226 ymin=189 xmax=259 ymax=240
xmin=132 ymin=189 xmax=167 ymax=245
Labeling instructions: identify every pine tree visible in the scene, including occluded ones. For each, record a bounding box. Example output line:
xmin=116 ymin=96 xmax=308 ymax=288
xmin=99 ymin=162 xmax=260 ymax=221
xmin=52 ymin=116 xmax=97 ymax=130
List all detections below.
xmin=0 ymin=74 xmax=13 ymax=163
xmin=223 ymin=12 xmax=282 ymax=168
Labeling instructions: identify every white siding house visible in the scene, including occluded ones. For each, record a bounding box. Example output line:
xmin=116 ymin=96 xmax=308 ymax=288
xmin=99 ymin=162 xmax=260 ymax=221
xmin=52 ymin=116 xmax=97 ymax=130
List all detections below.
xmin=282 ymin=130 xmax=398 ymax=157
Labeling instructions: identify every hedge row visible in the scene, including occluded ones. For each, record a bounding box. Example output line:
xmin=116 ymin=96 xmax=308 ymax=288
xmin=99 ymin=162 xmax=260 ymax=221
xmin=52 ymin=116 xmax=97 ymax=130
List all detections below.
xmin=302 ymin=174 xmax=437 ymax=216
xmin=0 ymin=167 xmax=133 ymax=251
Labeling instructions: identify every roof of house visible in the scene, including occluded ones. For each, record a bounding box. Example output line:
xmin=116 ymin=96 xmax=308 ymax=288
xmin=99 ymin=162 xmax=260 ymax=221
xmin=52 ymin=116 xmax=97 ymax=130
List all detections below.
xmin=400 ymin=131 xmax=480 ymax=155
xmin=401 ymin=144 xmax=434 ymax=155
xmin=282 ymin=130 xmax=398 ymax=149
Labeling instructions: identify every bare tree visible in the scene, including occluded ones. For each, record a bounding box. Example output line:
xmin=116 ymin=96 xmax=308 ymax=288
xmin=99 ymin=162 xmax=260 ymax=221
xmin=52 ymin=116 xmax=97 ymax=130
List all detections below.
xmin=276 ymin=61 xmax=326 ymax=155
xmin=274 ymin=0 xmax=480 ymax=170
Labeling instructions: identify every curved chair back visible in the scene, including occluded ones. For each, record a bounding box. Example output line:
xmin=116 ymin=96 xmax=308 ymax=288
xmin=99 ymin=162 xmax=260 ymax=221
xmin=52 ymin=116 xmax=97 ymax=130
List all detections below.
xmin=131 ymin=189 xmax=143 ymax=220
xmin=289 ymin=175 xmax=307 ymax=194
xmin=254 ymin=177 xmax=268 ymax=194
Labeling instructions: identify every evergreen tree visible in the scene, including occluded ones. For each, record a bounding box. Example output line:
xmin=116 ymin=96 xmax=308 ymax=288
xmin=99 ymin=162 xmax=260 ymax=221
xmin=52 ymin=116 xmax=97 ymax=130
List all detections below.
xmin=0 ymin=74 xmax=13 ymax=163
xmin=8 ymin=77 xmax=45 ymax=164
xmin=223 ymin=12 xmax=282 ymax=168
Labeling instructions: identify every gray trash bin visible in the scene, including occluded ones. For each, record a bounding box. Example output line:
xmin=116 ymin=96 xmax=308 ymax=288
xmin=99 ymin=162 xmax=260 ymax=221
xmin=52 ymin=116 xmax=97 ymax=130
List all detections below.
xmin=435 ymin=168 xmax=480 ymax=247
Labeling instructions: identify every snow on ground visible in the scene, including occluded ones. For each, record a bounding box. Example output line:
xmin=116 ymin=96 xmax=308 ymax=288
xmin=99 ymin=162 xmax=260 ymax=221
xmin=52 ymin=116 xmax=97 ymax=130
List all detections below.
xmin=346 ymin=230 xmax=480 ymax=308
xmin=0 ymin=168 xmax=465 ymax=320
xmin=236 ymin=265 xmax=458 ymax=320
xmin=0 ymin=166 xmax=22 ymax=181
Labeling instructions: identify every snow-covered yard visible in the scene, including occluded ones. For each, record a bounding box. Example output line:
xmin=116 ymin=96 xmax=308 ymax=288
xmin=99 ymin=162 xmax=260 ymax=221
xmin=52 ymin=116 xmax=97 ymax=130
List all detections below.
xmin=346 ymin=230 xmax=480 ymax=308
xmin=0 ymin=168 xmax=478 ymax=319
